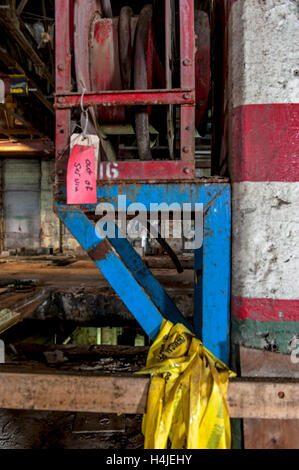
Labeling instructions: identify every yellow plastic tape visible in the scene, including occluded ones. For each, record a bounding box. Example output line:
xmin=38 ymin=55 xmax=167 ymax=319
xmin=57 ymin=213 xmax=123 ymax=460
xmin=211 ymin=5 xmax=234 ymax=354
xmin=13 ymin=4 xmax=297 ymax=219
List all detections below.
xmin=136 ymin=320 xmax=236 ymax=449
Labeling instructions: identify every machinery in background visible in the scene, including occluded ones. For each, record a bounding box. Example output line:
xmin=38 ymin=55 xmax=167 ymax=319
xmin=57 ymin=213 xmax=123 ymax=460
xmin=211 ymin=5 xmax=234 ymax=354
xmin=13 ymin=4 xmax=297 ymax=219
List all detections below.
xmin=55 ymin=0 xmax=230 ymax=363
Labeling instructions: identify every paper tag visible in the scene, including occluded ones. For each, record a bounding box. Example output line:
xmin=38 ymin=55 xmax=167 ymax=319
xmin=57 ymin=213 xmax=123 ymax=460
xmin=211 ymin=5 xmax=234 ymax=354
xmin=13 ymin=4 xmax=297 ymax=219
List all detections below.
xmin=70 ymin=133 xmax=100 ymax=171
xmin=67 ymin=144 xmax=97 ymax=204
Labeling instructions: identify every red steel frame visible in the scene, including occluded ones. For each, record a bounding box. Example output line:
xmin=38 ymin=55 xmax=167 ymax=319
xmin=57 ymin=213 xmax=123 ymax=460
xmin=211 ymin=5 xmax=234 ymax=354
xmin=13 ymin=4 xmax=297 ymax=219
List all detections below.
xmin=55 ymin=0 xmax=195 ymax=185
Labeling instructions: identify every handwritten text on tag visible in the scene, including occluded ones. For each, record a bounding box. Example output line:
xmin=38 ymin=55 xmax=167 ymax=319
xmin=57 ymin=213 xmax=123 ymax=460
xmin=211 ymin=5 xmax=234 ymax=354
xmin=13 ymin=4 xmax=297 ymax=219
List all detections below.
xmin=67 ymin=145 xmax=97 ymax=204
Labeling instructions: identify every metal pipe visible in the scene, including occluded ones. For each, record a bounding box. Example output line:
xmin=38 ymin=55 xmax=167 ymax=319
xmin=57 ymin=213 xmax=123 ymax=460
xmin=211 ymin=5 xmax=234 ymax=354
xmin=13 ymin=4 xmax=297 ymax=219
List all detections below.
xmin=102 ymin=0 xmax=112 ymax=18
xmin=119 ymin=6 xmax=133 ymax=90
xmin=134 ymin=5 xmax=153 ymax=161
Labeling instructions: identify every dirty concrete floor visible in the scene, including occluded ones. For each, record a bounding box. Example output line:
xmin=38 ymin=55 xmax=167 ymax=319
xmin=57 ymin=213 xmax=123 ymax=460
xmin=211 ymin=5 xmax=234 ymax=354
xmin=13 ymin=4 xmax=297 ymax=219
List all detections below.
xmin=0 ymin=411 xmax=144 ymax=449
xmin=0 ymin=256 xmax=194 ymax=449
xmin=0 ymin=255 xmax=194 ymax=327
xmin=0 ymin=255 xmax=194 ymax=290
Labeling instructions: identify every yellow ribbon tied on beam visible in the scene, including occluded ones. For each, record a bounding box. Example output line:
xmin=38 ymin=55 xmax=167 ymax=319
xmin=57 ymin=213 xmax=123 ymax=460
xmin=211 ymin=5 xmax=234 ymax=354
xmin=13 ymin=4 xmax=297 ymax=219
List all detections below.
xmin=136 ymin=320 xmax=236 ymax=449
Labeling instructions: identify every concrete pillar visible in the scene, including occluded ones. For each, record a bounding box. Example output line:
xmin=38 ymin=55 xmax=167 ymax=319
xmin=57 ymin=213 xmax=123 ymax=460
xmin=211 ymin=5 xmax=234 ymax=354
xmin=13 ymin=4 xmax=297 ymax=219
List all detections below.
xmin=40 ymin=159 xmax=60 ymax=251
xmin=223 ymin=0 xmax=299 ymax=354
xmin=40 ymin=159 xmax=81 ymax=253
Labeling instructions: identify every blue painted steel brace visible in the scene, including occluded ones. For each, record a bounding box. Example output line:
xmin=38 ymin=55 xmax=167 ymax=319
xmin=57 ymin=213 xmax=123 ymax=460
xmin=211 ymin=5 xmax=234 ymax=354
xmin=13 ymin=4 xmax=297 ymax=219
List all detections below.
xmin=57 ymin=183 xmax=231 ymax=363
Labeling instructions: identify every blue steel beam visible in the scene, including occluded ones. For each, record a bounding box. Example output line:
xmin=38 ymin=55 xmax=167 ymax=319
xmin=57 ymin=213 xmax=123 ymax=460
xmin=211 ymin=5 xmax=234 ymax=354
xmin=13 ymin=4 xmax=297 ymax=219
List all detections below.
xmin=56 ymin=183 xmax=231 ymax=363
xmin=57 ymin=207 xmax=191 ymax=340
xmin=201 ymin=187 xmax=231 ymax=363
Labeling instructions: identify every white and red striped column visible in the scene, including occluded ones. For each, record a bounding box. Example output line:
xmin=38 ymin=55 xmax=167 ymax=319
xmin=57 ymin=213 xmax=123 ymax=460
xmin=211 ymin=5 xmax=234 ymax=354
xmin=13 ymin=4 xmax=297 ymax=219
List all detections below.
xmin=224 ymin=0 xmax=299 ymax=353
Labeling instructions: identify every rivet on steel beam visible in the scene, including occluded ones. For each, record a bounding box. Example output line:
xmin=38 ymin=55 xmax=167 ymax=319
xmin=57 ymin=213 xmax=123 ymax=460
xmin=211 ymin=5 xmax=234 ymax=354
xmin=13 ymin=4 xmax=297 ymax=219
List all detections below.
xmin=183 ymin=93 xmax=191 ymax=100
xmin=183 ymin=58 xmax=192 ymax=66
xmin=57 ymin=64 xmax=64 ymax=71
xmin=278 ymin=391 xmax=285 ymax=399
xmin=57 ymin=97 xmax=65 ymax=104
xmin=183 ymin=146 xmax=190 ymax=153
xmin=183 ymin=168 xmax=191 ymax=174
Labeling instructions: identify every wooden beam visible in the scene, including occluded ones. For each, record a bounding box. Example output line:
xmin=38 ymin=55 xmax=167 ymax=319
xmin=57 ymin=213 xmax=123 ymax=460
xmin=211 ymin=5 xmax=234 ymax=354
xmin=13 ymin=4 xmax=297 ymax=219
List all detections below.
xmin=0 ymin=370 xmax=298 ymax=419
xmin=16 ymin=0 xmax=29 ymax=16
xmin=0 ymin=10 xmax=54 ymax=86
xmin=240 ymin=346 xmax=299 ymax=379
xmin=240 ymin=347 xmax=299 ymax=449
xmin=0 ymin=46 xmax=54 ymax=115
xmin=0 ymin=103 xmax=32 ymax=128
xmin=0 ymin=137 xmax=54 ymax=154
xmin=0 ymin=126 xmax=42 ymax=137
xmin=0 ymin=288 xmax=49 ymax=334
xmin=0 ymin=371 xmax=149 ymax=415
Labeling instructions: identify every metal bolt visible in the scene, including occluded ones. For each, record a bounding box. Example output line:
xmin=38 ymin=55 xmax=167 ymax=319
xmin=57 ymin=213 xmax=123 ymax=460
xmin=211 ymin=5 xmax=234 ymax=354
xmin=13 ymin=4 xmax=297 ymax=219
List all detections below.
xmin=183 ymin=146 xmax=190 ymax=153
xmin=185 ymin=126 xmax=191 ymax=131
xmin=183 ymin=93 xmax=191 ymax=100
xmin=183 ymin=168 xmax=191 ymax=174
xmin=183 ymin=58 xmax=192 ymax=66
xmin=278 ymin=391 xmax=285 ymax=399
xmin=57 ymin=64 xmax=64 ymax=71
xmin=57 ymin=97 xmax=65 ymax=104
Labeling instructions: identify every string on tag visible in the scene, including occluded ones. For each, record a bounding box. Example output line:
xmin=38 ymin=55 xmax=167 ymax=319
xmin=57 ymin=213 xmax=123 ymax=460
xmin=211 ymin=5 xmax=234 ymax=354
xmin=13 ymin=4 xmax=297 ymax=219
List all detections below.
xmin=80 ymin=82 xmax=89 ymax=139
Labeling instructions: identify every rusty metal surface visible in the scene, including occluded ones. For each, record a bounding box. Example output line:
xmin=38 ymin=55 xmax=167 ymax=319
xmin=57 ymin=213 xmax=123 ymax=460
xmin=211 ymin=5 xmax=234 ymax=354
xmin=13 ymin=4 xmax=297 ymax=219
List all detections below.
xmin=95 ymin=175 xmax=229 ymax=185
xmin=55 ymin=0 xmax=198 ymax=183
xmin=134 ymin=5 xmax=153 ymax=161
xmin=88 ymin=238 xmax=111 ymax=262
xmin=74 ymin=0 xmax=102 ymax=92
xmin=165 ymin=0 xmax=175 ymax=159
xmin=195 ymin=9 xmax=210 ymax=127
xmin=102 ymin=0 xmax=113 ymax=18
xmin=55 ymin=0 xmax=71 ymax=192
xmin=146 ymin=221 xmax=183 ymax=274
xmin=73 ymin=0 xmax=102 ymax=137
xmin=119 ymin=7 xmax=134 ymax=90
xmin=55 ymin=89 xmax=195 ymax=108
xmin=90 ymin=18 xmax=125 ymax=123
xmin=180 ymin=0 xmax=195 ymax=162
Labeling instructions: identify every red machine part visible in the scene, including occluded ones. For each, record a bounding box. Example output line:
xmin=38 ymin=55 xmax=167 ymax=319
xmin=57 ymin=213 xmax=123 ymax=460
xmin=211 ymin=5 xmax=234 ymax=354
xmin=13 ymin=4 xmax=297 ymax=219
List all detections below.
xmin=74 ymin=0 xmax=102 ymax=92
xmin=77 ymin=2 xmax=157 ymax=161
xmin=133 ymin=4 xmax=154 ymax=160
xmin=55 ymin=0 xmax=208 ymax=182
xmin=119 ymin=6 xmax=134 ymax=91
xmin=90 ymin=17 xmax=126 ymax=123
xmin=73 ymin=0 xmax=103 ymax=136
